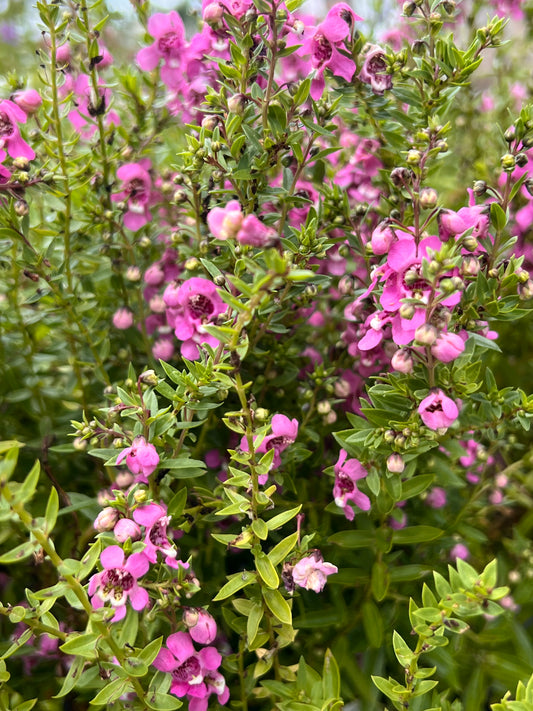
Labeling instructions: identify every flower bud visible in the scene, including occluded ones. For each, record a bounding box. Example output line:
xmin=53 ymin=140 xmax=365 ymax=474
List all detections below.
xmin=391 ymin=349 xmax=414 ymax=373
xmin=387 ymin=453 xmax=405 ymax=473
xmin=516 ymin=152 xmax=528 ymax=168
xmin=419 ymin=188 xmax=438 ymax=210
xmin=94 ymin=507 xmax=120 ymax=532
xmin=133 ymin=489 xmax=148 ymax=503
xmin=462 ymin=235 xmax=479 ymax=252
xmin=317 ymin=400 xmax=331 ymax=415
xmin=403 ymin=1 xmax=416 ymax=15
xmin=201 ymin=115 xmax=219 ymax=131
xmin=399 ymin=302 xmax=416 ymax=319
xmin=415 ymin=323 xmax=438 ymax=345
xmin=501 ymin=153 xmax=516 ymax=172
xmin=228 ymin=93 xmax=246 ymax=114
xmin=114 ymin=518 xmax=142 ymax=543
xmin=406 ymin=149 xmax=422 ymax=165
xmin=473 ymin=180 xmax=487 ymax=196
xmin=460 ymin=256 xmax=480 ymax=277
xmin=390 ymin=167 xmax=412 ymax=186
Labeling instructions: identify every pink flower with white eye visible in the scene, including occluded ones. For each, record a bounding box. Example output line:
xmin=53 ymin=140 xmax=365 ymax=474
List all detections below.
xmin=333 ymin=449 xmax=370 ymax=520
xmin=183 ymin=608 xmax=217 ymax=645
xmin=418 ymin=389 xmax=459 ymax=430
xmin=116 ymin=436 xmax=159 ymax=483
xmin=0 ymin=99 xmax=35 ymax=160
xmin=88 ymin=546 xmax=150 ymax=622
xmin=153 ymin=631 xmax=229 ymax=709
xmin=431 ymin=331 xmax=466 ymax=363
xmin=137 ymin=12 xmax=187 ymax=89
xmin=300 ymin=3 xmax=362 ymax=100
xmin=112 ymin=161 xmax=153 ymax=231
xmin=207 ymin=200 xmax=243 ymax=240
xmin=240 ymin=414 xmax=299 ymax=483
xmin=133 ymin=502 xmax=187 ymax=569
xmin=168 ymin=277 xmax=227 ymax=360
xmin=292 ymin=550 xmax=338 ymax=592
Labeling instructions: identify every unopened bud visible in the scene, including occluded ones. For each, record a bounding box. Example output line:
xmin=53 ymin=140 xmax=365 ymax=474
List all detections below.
xmin=387 ymin=453 xmax=405 ymax=473
xmin=415 ymin=323 xmax=438 ymax=345
xmin=391 ymin=349 xmax=414 ymax=373
xmin=133 ymin=489 xmax=148 ymax=503
xmin=462 ymin=235 xmax=479 ymax=252
xmin=390 ymin=167 xmax=412 ymax=186
xmin=317 ymin=400 xmax=331 ymax=415
xmin=228 ymin=93 xmax=246 ymax=114
xmin=14 ymin=200 xmax=29 ymax=216
xmin=504 ymin=126 xmax=515 ymax=143
xmin=201 ymin=115 xmax=219 ymax=131
xmin=461 ymin=256 xmax=480 ymax=277
xmin=403 ymin=1 xmax=416 ymax=15
xmin=185 ymin=257 xmax=200 ymax=271
xmin=473 ymin=180 xmax=487 ymax=196
xmin=399 ymin=302 xmax=416 ymax=319
xmin=420 ymin=188 xmax=438 ymax=210
xmin=94 ymin=507 xmax=120 ymax=532
xmin=13 ymin=156 xmax=29 ymax=171
xmin=516 ymin=152 xmax=528 ymax=168
xmin=406 ymin=149 xmax=422 ymax=165
xmin=501 ymin=153 xmax=516 ymax=172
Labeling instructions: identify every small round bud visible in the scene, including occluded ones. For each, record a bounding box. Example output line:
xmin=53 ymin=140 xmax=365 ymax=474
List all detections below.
xmin=406 ymin=149 xmax=422 ymax=165
xmin=126 ymin=265 xmax=141 ymax=282
xmin=384 ymin=430 xmax=396 ymax=443
xmin=399 ymin=302 xmax=416 ymax=319
xmin=12 ymin=156 xmax=29 ymax=171
xmin=501 ymin=153 xmax=516 ymax=172
xmin=201 ymin=115 xmax=219 ymax=131
xmin=387 ymin=453 xmax=405 ymax=473
xmin=390 ymin=167 xmax=412 ymax=186
xmin=255 ymin=407 xmax=269 ymax=421
xmin=214 ymin=274 xmax=226 ymax=286
xmin=462 ymin=235 xmax=479 ymax=252
xmin=415 ymin=323 xmax=438 ymax=345
xmin=14 ymin=200 xmax=29 ymax=216
xmin=460 ymin=256 xmax=480 ymax=277
xmin=317 ymin=400 xmax=331 ymax=415
xmin=391 ymin=349 xmax=414 ymax=373
xmin=403 ymin=1 xmax=416 ymax=15
xmin=473 ymin=180 xmax=487 ymax=196
xmin=504 ymin=126 xmax=515 ymax=143
xmin=185 ymin=257 xmax=200 ymax=271
xmin=442 ymin=0 xmax=456 ymax=13
xmin=94 ymin=507 xmax=120 ymax=532
xmin=420 ymin=187 xmax=438 ymax=210
xmin=227 ymin=93 xmax=246 ymax=114
xmin=436 ymin=139 xmax=448 ymax=152
xmin=516 ymin=152 xmax=528 ymax=168
xmin=173 ymin=189 xmax=187 ymax=203
xmin=133 ymin=489 xmax=148 ymax=504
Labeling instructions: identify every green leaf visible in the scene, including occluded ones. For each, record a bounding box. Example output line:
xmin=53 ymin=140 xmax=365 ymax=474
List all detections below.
xmin=392 ymin=526 xmax=443 ymax=545
xmin=329 ymin=530 xmax=376 ymax=549
xmin=53 ymin=656 xmax=85 ymax=698
xmin=44 ymin=486 xmax=59 ymax=534
xmin=263 ymin=588 xmax=292 ymax=625
xmin=139 ymin=637 xmax=164 ymax=665
xmin=362 ymin=600 xmax=383 ymax=648
xmin=0 ymin=445 xmax=23 ymax=482
xmin=16 ymin=460 xmax=40 ymax=503
xmin=401 ymin=475 xmax=435 ymax=500
xmin=90 ymin=678 xmax=129 ymax=705
xmin=252 ymin=518 xmax=269 ymax=540
xmin=266 ymin=505 xmax=302 ymax=530
xmin=372 ymin=675 xmax=400 ymax=701
xmin=247 ymin=602 xmax=264 ymax=646
xmin=60 ymin=633 xmax=100 ymax=659
xmin=212 ymin=571 xmax=257 ymax=601
xmin=144 ymin=692 xmax=182 ymax=710
xmin=255 ymin=551 xmax=279 ymax=589
xmin=168 ymin=488 xmax=188 ymax=518
xmin=0 ymin=540 xmax=39 ymax=565
xmin=268 ymin=532 xmax=298 ymax=566
xmin=322 ymin=649 xmax=340 ymax=700
xmin=490 ymin=202 xmax=507 ymax=232
xmin=393 ymin=631 xmax=415 ymax=667
xmin=371 ymin=561 xmax=390 ymax=602
xmin=123 ymin=657 xmax=149 ymax=677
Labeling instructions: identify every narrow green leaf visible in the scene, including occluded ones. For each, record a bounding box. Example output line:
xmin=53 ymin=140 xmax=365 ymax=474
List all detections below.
xmin=44 ymin=486 xmax=59 ymax=534
xmin=322 ymin=649 xmax=340 ymax=700
xmin=392 ymin=526 xmax=443 ymax=545
xmin=212 ymin=571 xmax=257 ymax=601
xmin=263 ymin=588 xmax=292 ymax=625
xmin=265 ymin=505 xmax=302 ymax=530
xmin=268 ymin=532 xmax=298 ymax=567
xmin=255 ymin=551 xmax=279 ymax=589
xmin=90 ymin=678 xmax=129 ymax=705
xmin=60 ymin=633 xmax=100 ymax=658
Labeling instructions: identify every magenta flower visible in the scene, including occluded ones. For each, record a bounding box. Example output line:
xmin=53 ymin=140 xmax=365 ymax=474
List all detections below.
xmin=236 ymin=215 xmax=277 ymax=247
xmin=240 ymin=414 xmax=299 ymax=483
xmin=137 ymin=12 xmax=187 ymax=89
xmin=88 ymin=546 xmax=149 ymax=622
xmin=12 ymin=89 xmax=42 ymax=115
xmin=116 ymin=436 xmax=159 ymax=483
xmin=166 ymin=277 xmax=227 ymax=360
xmin=292 ymin=551 xmax=338 ymax=593
xmin=112 ymin=307 xmax=134 ymax=329
xmin=113 ymin=518 xmax=142 ymax=543
xmin=301 ymin=3 xmax=362 ymax=99
xmin=153 ymin=631 xmax=229 ymax=709
xmin=418 ymin=390 xmax=459 ymax=430
xmin=0 ymin=99 xmax=35 ymax=160
xmin=333 ymin=449 xmax=371 ymax=520
xmin=430 ymin=331 xmax=466 ymax=363
xmin=112 ymin=161 xmax=153 ymax=231
xmin=183 ymin=608 xmax=217 ymax=645
xmin=359 ymin=45 xmax=393 ymax=94
xmin=133 ymin=502 xmax=187 ymax=569
xmin=207 ymin=200 xmax=243 ymax=240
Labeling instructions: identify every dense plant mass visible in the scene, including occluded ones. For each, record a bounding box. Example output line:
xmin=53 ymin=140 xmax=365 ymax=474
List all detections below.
xmin=2 ymin=0 xmax=533 ymax=709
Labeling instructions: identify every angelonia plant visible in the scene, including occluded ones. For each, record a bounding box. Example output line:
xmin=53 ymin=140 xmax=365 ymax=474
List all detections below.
xmin=2 ymin=0 xmax=533 ymax=709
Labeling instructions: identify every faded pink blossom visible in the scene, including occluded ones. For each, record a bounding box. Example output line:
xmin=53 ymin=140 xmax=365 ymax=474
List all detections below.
xmin=359 ymin=45 xmax=392 ymax=94
xmin=292 ymin=551 xmax=338 ymax=592
xmin=426 ymin=487 xmax=447 ymax=509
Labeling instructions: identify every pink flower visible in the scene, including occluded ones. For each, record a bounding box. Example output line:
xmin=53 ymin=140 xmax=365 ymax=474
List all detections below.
xmin=167 ymin=277 xmax=227 ymax=360
xmin=207 ymin=200 xmax=243 ymax=240
xmin=112 ymin=161 xmax=153 ymax=231
xmin=112 ymin=307 xmax=134 ymax=329
xmin=240 ymin=414 xmax=299 ymax=483
xmin=450 ymin=543 xmax=469 ymax=561
xmin=133 ymin=502 xmax=187 ymax=569
xmin=418 ymin=390 xmax=459 ymax=430
xmin=153 ymin=631 xmax=229 ymax=709
xmin=0 ymin=99 xmax=35 ymax=160
xmin=12 ymin=89 xmax=42 ymax=114
xmin=116 ymin=436 xmax=159 ymax=483
xmin=292 ymin=551 xmax=338 ymax=592
xmin=236 ymin=214 xmax=277 ymax=247
xmin=301 ymin=3 xmax=362 ymax=100
xmin=88 ymin=546 xmax=150 ymax=622
xmin=371 ymin=221 xmax=395 ymax=255
xmin=431 ymin=331 xmax=465 ymax=363
xmin=359 ymin=45 xmax=392 ymax=94
xmin=137 ymin=12 xmax=187 ymax=89
xmin=333 ymin=449 xmax=370 ymax=520
xmin=425 ymin=487 xmax=447 ymax=509
xmin=183 ymin=608 xmax=217 ymax=645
